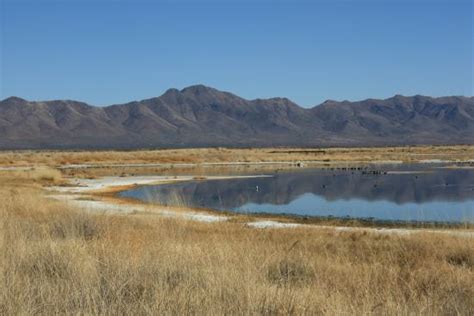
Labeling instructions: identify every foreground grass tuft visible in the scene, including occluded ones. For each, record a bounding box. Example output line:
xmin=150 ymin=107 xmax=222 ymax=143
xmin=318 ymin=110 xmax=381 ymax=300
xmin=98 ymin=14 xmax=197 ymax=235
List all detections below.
xmin=266 ymin=259 xmax=315 ymax=286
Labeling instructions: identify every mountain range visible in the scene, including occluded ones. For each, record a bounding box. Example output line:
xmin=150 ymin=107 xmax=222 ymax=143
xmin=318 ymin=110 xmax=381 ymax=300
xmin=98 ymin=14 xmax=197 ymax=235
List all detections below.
xmin=1 ymin=85 xmax=473 ymax=149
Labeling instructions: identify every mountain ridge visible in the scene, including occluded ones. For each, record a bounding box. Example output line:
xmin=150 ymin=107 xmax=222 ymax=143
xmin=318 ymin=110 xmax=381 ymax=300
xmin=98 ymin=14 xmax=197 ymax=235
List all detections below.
xmin=4 ymin=85 xmax=473 ymax=109
xmin=1 ymin=85 xmax=473 ymax=149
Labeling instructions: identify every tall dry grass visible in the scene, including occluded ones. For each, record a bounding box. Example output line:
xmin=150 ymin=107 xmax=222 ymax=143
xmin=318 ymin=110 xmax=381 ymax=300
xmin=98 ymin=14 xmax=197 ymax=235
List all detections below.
xmin=0 ymin=166 xmax=62 ymax=183
xmin=1 ymin=178 xmax=474 ymax=314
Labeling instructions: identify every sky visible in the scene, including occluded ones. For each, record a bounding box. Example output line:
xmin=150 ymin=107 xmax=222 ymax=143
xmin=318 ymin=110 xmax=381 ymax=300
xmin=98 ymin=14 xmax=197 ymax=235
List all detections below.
xmin=0 ymin=0 xmax=472 ymax=107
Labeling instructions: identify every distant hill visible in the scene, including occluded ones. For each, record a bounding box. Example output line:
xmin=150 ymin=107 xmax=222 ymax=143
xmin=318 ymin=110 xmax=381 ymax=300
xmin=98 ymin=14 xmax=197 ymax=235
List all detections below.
xmin=1 ymin=85 xmax=473 ymax=149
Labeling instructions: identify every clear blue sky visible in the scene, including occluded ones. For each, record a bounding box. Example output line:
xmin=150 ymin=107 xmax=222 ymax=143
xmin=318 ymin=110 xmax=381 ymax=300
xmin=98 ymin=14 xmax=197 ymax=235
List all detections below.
xmin=1 ymin=0 xmax=472 ymax=107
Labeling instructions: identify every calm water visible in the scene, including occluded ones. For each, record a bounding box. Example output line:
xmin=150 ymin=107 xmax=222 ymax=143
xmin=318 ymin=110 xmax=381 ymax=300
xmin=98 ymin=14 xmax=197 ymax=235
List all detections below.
xmin=120 ymin=165 xmax=474 ymax=223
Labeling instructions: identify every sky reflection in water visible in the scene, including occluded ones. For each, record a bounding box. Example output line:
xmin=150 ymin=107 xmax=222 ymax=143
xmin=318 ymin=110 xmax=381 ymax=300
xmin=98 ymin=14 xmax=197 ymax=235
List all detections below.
xmin=120 ymin=165 xmax=474 ymax=223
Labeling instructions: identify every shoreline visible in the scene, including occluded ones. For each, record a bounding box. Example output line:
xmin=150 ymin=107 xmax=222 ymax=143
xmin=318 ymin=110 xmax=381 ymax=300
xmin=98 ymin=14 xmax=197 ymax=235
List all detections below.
xmin=47 ymin=172 xmax=474 ymax=236
xmin=51 ymin=158 xmax=474 ymax=170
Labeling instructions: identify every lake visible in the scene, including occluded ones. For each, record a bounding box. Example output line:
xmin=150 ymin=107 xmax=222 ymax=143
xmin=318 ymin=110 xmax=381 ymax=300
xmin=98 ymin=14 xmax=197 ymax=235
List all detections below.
xmin=119 ymin=165 xmax=474 ymax=223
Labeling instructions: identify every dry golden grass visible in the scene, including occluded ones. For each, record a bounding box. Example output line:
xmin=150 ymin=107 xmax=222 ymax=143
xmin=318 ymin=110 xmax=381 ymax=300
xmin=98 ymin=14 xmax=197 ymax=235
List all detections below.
xmin=1 ymin=145 xmax=473 ymax=168
xmin=15 ymin=166 xmax=62 ymax=182
xmin=1 ymin=175 xmax=474 ymax=314
xmin=0 ymin=167 xmax=63 ymax=187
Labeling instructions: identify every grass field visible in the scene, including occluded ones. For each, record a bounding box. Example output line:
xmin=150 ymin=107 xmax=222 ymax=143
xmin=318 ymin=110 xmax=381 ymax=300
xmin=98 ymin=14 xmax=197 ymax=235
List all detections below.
xmin=1 ymin=145 xmax=473 ymax=167
xmin=1 ymin=147 xmax=474 ymax=314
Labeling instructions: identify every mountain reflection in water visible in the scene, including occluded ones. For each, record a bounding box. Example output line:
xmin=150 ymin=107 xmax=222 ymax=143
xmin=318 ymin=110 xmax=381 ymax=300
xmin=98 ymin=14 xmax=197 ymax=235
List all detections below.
xmin=120 ymin=166 xmax=474 ymax=223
